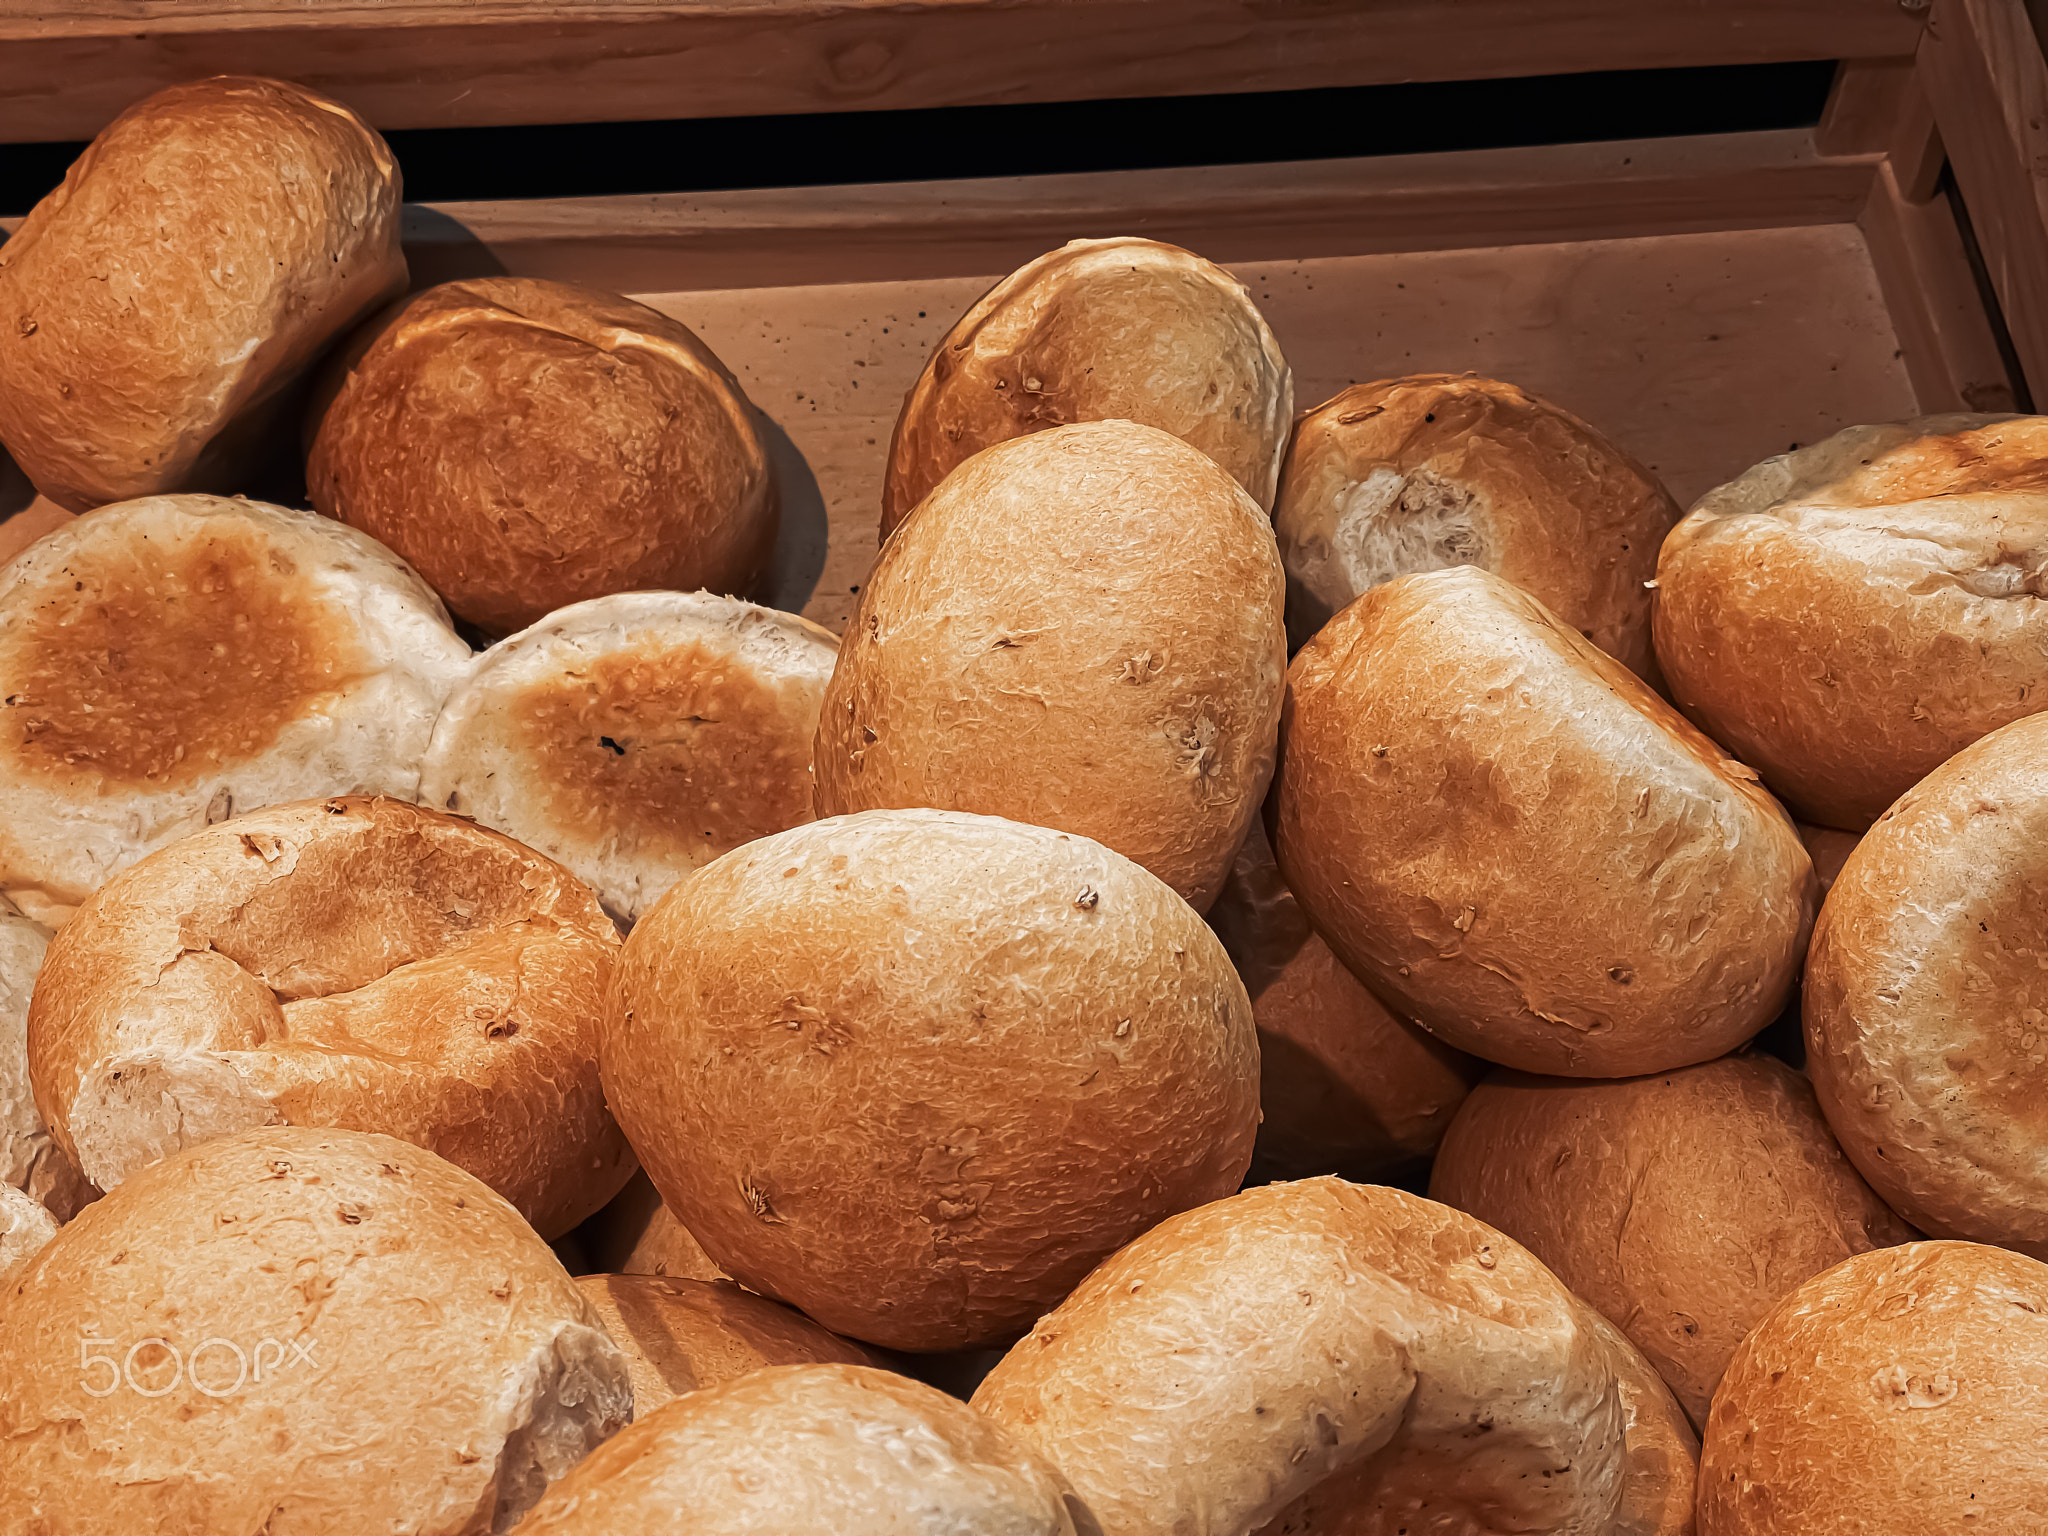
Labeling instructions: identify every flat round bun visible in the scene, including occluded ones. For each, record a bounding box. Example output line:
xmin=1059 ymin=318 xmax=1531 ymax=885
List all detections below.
xmin=0 ymin=1126 xmax=630 ymax=1532
xmin=420 ymin=591 xmax=836 ymax=925
xmin=573 ymin=1274 xmax=876 ymax=1413
xmin=0 ymin=1181 xmax=57 ymax=1275
xmin=28 ymin=795 xmax=634 ymax=1238
xmin=1273 ymin=564 xmax=1815 ymax=1075
xmin=817 ymin=420 xmax=1286 ymax=913
xmin=307 ymin=277 xmax=777 ymax=636
xmin=1700 ymin=1241 xmax=2048 ymax=1534
xmin=1653 ymin=414 xmax=2048 ymax=829
xmin=882 ymin=236 xmax=1291 ymax=535
xmin=514 ymin=1363 xmax=1086 ymax=1534
xmin=1207 ymin=819 xmax=1479 ymax=1182
xmin=1275 ymin=374 xmax=1679 ymax=670
xmin=1429 ymin=1055 xmax=1915 ymax=1427
xmin=1 ymin=897 xmax=92 ymax=1222
xmin=1804 ymin=711 xmax=2048 ymax=1256
xmin=580 ymin=1171 xmax=729 ymax=1282
xmin=0 ymin=77 xmax=405 ymax=512
xmin=0 ymin=494 xmax=469 ymax=906
xmin=603 ymin=808 xmax=1260 ymax=1351
xmin=973 ymin=1178 xmax=1698 ymax=1536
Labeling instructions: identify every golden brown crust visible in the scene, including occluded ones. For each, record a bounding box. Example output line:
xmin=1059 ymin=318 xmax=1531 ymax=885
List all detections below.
xmin=1429 ymin=1056 xmax=1915 ymax=1427
xmin=0 ymin=77 xmax=406 ymax=511
xmin=1698 ymin=1241 xmax=2048 ymax=1535
xmin=1796 ymin=823 xmax=1862 ymax=902
xmin=1272 ymin=565 xmax=1815 ymax=1076
xmin=1803 ymin=711 xmax=2048 ymax=1256
xmin=1207 ymin=820 xmax=1479 ymax=1181
xmin=1653 ymin=414 xmax=2048 ymax=829
xmin=602 ymin=808 xmax=1260 ymax=1352
xmin=973 ymin=1178 xmax=1697 ymax=1536
xmin=1275 ymin=374 xmax=1679 ymax=675
xmin=882 ymin=236 xmax=1291 ymax=534
xmin=0 ymin=898 xmax=93 ymax=1221
xmin=578 ymin=1170 xmax=731 ymax=1283
xmin=28 ymin=796 xmax=634 ymax=1238
xmin=307 ymin=277 xmax=777 ymax=635
xmin=818 ymin=420 xmax=1287 ymax=913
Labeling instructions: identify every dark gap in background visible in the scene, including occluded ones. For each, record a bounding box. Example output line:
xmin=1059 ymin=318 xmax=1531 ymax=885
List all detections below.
xmin=2 ymin=59 xmax=1836 ymax=216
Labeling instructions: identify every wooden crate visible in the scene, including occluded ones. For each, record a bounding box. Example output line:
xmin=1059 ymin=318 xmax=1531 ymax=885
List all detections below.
xmin=4 ymin=0 xmax=2045 ymax=639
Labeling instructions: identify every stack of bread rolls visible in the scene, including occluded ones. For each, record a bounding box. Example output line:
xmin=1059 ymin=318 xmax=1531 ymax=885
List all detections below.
xmin=1 ymin=71 xmax=2044 ymax=1536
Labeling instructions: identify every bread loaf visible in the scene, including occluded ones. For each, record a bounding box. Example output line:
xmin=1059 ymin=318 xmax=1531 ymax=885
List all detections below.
xmin=0 ymin=896 xmax=92 ymax=1220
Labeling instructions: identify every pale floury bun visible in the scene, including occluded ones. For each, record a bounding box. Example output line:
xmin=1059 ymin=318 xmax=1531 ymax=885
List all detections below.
xmin=884 ymin=235 xmax=1292 ymax=534
xmin=0 ymin=494 xmax=469 ymax=908
xmin=0 ymin=77 xmax=406 ymax=511
xmin=0 ymin=1181 xmax=57 ymax=1276
xmin=419 ymin=591 xmax=837 ymax=926
xmin=0 ymin=895 xmax=92 ymax=1221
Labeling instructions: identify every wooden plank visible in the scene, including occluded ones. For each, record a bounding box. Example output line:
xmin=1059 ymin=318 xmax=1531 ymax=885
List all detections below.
xmin=1920 ymin=0 xmax=2048 ymax=398
xmin=1817 ymin=58 xmax=1918 ymax=156
xmin=1860 ymin=158 xmax=2019 ymax=411
xmin=0 ymin=0 xmax=1929 ymax=144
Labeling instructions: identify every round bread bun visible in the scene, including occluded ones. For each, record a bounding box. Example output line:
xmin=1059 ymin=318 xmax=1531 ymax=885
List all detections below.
xmin=603 ymin=808 xmax=1260 ymax=1352
xmin=0 ymin=77 xmax=405 ymax=512
xmin=573 ymin=1274 xmax=876 ymax=1413
xmin=1207 ymin=819 xmax=1479 ymax=1182
xmin=973 ymin=1178 xmax=1698 ymax=1536
xmin=419 ymin=591 xmax=837 ymax=926
xmin=1273 ymin=564 xmax=1816 ymax=1075
xmin=514 ymin=1363 xmax=1088 ymax=1534
xmin=881 ymin=235 xmax=1291 ymax=536
xmin=0 ymin=897 xmax=92 ymax=1221
xmin=27 ymin=795 xmax=634 ymax=1239
xmin=1804 ymin=711 xmax=2048 ymax=1257
xmin=0 ymin=1181 xmax=57 ymax=1276
xmin=0 ymin=1125 xmax=631 ymax=1532
xmin=816 ymin=420 xmax=1286 ymax=913
xmin=1798 ymin=821 xmax=1861 ymax=901
xmin=1429 ymin=1055 xmax=1915 ymax=1427
xmin=1653 ymin=414 xmax=2048 ymax=830
xmin=1699 ymin=1241 xmax=2048 ymax=1534
xmin=307 ymin=277 xmax=777 ymax=636
xmin=1274 ymin=374 xmax=1680 ymax=671
xmin=579 ymin=1170 xmax=730 ymax=1282
xmin=0 ymin=494 xmax=469 ymax=907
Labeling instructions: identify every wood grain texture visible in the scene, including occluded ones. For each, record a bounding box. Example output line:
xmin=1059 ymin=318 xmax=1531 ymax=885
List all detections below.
xmin=0 ymin=0 xmax=1930 ymax=143
xmin=1816 ymin=57 xmax=1918 ymax=156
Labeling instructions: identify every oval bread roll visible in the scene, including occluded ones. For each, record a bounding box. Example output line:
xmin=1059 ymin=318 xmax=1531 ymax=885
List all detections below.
xmin=973 ymin=1178 xmax=1698 ymax=1536
xmin=0 ymin=897 xmax=92 ymax=1222
xmin=883 ymin=236 xmax=1291 ymax=534
xmin=0 ymin=494 xmax=469 ymax=907
xmin=818 ymin=420 xmax=1286 ymax=913
xmin=0 ymin=1181 xmax=57 ymax=1276
xmin=1699 ymin=1241 xmax=2048 ymax=1535
xmin=1804 ymin=711 xmax=2048 ymax=1256
xmin=1653 ymin=414 xmax=2048 ymax=829
xmin=603 ymin=809 xmax=1260 ymax=1352
xmin=419 ymin=591 xmax=836 ymax=926
xmin=28 ymin=796 xmax=634 ymax=1238
xmin=1275 ymin=374 xmax=1679 ymax=670
xmin=1429 ymin=1056 xmax=1915 ymax=1427
xmin=0 ymin=1126 xmax=630 ymax=1533
xmin=1273 ymin=565 xmax=1816 ymax=1075
xmin=307 ymin=277 xmax=778 ymax=636
xmin=0 ymin=77 xmax=406 ymax=512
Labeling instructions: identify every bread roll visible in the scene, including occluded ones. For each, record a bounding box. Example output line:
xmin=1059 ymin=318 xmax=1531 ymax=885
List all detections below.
xmin=0 ymin=1126 xmax=630 ymax=1532
xmin=1275 ymin=374 xmax=1679 ymax=671
xmin=1700 ymin=1241 xmax=2048 ymax=1534
xmin=973 ymin=1178 xmax=1698 ymax=1536
xmin=1207 ymin=819 xmax=1479 ymax=1182
xmin=28 ymin=796 xmax=634 ymax=1238
xmin=817 ymin=420 xmax=1286 ymax=913
xmin=1653 ymin=414 xmax=2048 ymax=829
xmin=1 ymin=896 xmax=92 ymax=1221
xmin=307 ymin=278 xmax=777 ymax=635
xmin=419 ymin=591 xmax=836 ymax=926
xmin=882 ymin=236 xmax=1291 ymax=534
xmin=0 ymin=1181 xmax=57 ymax=1276
xmin=574 ymin=1275 xmax=875 ymax=1413
xmin=1273 ymin=565 xmax=1815 ymax=1075
xmin=1798 ymin=822 xmax=1861 ymax=901
xmin=1430 ymin=1055 xmax=1915 ymax=1427
xmin=1804 ymin=711 xmax=2048 ymax=1256
xmin=514 ymin=1364 xmax=1087 ymax=1534
xmin=603 ymin=808 xmax=1259 ymax=1351
xmin=0 ymin=494 xmax=469 ymax=907
xmin=579 ymin=1169 xmax=730 ymax=1282
xmin=0 ymin=77 xmax=405 ymax=511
